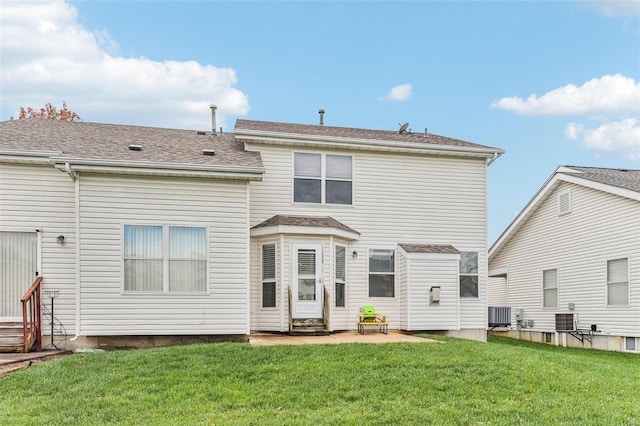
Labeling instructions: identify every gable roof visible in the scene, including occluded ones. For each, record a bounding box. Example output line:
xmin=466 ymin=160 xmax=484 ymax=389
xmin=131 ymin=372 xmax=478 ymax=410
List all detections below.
xmin=0 ymin=119 xmax=263 ymax=178
xmin=235 ymin=119 xmax=504 ymax=160
xmin=489 ymin=165 xmax=640 ymax=262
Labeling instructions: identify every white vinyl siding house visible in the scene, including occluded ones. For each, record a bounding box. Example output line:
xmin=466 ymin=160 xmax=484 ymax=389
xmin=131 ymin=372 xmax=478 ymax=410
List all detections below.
xmin=240 ymin=119 xmax=502 ymax=340
xmin=1 ymin=116 xmax=502 ymax=349
xmin=489 ymin=166 xmax=640 ymax=352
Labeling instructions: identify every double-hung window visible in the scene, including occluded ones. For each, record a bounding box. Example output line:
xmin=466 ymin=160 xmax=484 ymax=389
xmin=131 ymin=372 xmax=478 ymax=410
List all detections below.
xmin=459 ymin=251 xmax=479 ymax=298
xmin=262 ymin=244 xmax=277 ymax=308
xmin=369 ymin=249 xmax=394 ymax=297
xmin=293 ymin=152 xmax=352 ymax=204
xmin=123 ymin=225 xmax=207 ymax=293
xmin=543 ymin=269 xmax=558 ymax=308
xmin=335 ymin=245 xmax=346 ymax=307
xmin=607 ymin=258 xmax=628 ymax=305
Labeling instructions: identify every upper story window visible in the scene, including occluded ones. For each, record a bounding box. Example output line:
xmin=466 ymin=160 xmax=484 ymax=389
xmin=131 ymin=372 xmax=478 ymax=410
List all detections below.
xmin=293 ymin=152 xmax=353 ymax=205
xmin=607 ymin=258 xmax=628 ymax=306
xmin=123 ymin=225 xmax=207 ymax=293
xmin=459 ymin=251 xmax=479 ymax=298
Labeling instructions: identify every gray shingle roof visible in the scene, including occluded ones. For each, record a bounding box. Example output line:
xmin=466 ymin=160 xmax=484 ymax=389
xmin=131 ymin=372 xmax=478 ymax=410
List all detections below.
xmin=0 ymin=119 xmax=263 ymax=169
xmin=398 ymin=243 xmax=460 ymax=254
xmin=252 ymin=215 xmax=359 ymax=235
xmin=561 ymin=166 xmax=640 ymax=194
xmin=235 ymin=119 xmax=501 ymax=151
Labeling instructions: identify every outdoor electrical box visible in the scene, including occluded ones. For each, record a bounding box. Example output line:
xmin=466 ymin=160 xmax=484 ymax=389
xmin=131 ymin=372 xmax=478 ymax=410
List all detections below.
xmin=429 ymin=286 xmax=441 ymax=304
xmin=515 ymin=309 xmax=524 ymax=321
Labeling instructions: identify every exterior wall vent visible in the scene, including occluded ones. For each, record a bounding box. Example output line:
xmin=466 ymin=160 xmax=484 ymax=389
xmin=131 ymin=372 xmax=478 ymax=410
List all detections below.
xmin=128 ymin=144 xmax=142 ymax=151
xmin=558 ymin=190 xmax=571 ymax=216
xmin=488 ymin=306 xmax=511 ymax=327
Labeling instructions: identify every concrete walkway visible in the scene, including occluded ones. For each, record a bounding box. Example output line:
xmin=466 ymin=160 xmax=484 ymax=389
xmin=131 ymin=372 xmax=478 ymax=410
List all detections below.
xmin=249 ymin=330 xmax=438 ymax=346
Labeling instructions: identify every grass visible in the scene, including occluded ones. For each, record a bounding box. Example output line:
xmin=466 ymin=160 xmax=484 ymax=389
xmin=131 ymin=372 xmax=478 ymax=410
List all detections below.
xmin=1 ymin=335 xmax=638 ymax=425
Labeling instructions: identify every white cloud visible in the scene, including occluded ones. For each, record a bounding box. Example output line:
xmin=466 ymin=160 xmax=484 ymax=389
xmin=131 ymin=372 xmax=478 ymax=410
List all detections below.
xmin=380 ymin=83 xmax=413 ymax=101
xmin=491 ymin=74 xmax=640 ymax=117
xmin=0 ymin=0 xmax=249 ymax=129
xmin=581 ymin=0 xmax=640 ymax=17
xmin=565 ymin=118 xmax=640 ymax=160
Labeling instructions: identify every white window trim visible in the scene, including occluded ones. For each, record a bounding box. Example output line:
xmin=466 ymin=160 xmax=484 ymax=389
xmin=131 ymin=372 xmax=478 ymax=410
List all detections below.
xmin=335 ymin=244 xmax=347 ymax=308
xmin=459 ymin=251 xmax=480 ymax=299
xmin=542 ymin=268 xmax=559 ymax=309
xmin=261 ymin=243 xmax=277 ymax=309
xmin=367 ymin=247 xmax=396 ymax=299
xmin=292 ymin=151 xmax=354 ymax=206
xmin=121 ymin=224 xmax=209 ymax=295
xmin=606 ymin=257 xmax=629 ymax=307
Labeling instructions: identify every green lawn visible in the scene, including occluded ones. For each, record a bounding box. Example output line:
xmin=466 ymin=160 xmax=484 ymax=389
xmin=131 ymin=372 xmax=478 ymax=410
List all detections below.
xmin=1 ymin=335 xmax=638 ymax=425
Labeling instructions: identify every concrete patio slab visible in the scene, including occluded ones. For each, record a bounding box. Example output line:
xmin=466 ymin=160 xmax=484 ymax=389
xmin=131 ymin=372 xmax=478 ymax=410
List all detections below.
xmin=249 ymin=330 xmax=438 ymax=346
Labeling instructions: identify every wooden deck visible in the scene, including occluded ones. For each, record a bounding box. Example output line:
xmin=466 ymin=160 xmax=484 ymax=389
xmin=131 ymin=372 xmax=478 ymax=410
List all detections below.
xmin=0 ymin=350 xmax=72 ymax=377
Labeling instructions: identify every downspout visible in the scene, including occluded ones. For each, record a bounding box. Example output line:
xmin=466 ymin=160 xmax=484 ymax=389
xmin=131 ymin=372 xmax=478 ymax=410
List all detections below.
xmin=486 ymin=152 xmax=501 ymax=167
xmin=71 ymin=171 xmax=81 ymax=341
xmin=245 ymin=182 xmax=251 ymax=336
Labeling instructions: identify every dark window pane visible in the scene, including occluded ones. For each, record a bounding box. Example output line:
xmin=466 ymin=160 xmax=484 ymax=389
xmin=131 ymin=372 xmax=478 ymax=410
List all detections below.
xmin=369 ymin=249 xmax=394 ymax=273
xmin=335 ymin=282 xmax=345 ymax=307
xmin=294 ymin=178 xmax=321 ymax=203
xmin=262 ymin=282 xmax=276 ymax=308
xmin=369 ymin=274 xmax=395 ymax=297
xmin=460 ymin=276 xmax=478 ymax=297
xmin=326 ymin=180 xmax=352 ymax=204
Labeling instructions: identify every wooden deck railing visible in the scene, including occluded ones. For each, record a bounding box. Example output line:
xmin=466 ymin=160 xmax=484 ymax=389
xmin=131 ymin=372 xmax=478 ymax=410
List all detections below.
xmin=21 ymin=276 xmax=42 ymax=353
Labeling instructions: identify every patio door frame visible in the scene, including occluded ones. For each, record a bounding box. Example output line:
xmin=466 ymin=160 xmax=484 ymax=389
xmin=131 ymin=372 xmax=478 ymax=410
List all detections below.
xmin=0 ymin=230 xmax=40 ymax=320
xmin=291 ymin=242 xmax=323 ymax=319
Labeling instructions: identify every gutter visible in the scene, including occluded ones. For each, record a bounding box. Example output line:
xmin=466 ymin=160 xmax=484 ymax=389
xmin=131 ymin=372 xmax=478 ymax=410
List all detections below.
xmin=236 ymin=130 xmax=505 ymax=159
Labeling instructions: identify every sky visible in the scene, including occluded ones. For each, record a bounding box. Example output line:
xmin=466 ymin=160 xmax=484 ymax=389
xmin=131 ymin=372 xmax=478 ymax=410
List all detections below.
xmin=1 ymin=0 xmax=639 ymax=245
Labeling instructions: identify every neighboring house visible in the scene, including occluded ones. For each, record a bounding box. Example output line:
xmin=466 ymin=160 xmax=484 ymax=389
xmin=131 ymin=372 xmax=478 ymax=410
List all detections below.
xmin=0 ymin=113 xmax=503 ymax=350
xmin=488 ymin=166 xmax=640 ymax=353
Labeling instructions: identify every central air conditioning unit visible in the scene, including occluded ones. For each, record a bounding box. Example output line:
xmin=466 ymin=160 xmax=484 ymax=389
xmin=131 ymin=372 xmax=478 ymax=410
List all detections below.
xmin=488 ymin=306 xmax=511 ymax=327
xmin=555 ymin=313 xmax=575 ymax=331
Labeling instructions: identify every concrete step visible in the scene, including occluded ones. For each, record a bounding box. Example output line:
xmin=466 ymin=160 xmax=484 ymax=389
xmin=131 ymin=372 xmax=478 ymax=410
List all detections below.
xmin=290 ymin=318 xmax=329 ymax=336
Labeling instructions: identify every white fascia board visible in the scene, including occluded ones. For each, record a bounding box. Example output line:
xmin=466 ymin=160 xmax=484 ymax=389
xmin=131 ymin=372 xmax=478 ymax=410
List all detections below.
xmin=0 ymin=149 xmax=63 ymax=164
xmin=237 ymin=130 xmax=504 ymax=159
xmin=559 ymin=173 xmax=640 ymax=202
xmin=489 ymin=171 xmax=562 ymax=262
xmin=51 ymin=158 xmax=264 ymax=180
xmin=250 ymin=224 xmax=360 ymax=241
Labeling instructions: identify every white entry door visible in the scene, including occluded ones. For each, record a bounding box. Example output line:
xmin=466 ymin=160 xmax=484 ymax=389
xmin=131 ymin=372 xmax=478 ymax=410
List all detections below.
xmin=0 ymin=232 xmax=38 ymax=319
xmin=291 ymin=243 xmax=323 ymax=319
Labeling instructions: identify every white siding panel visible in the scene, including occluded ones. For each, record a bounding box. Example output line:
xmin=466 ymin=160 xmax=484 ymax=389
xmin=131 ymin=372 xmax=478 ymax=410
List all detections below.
xmin=490 ymin=181 xmax=640 ymax=337
xmin=0 ymin=164 xmax=76 ymax=332
xmin=247 ymin=145 xmax=488 ymax=332
xmin=78 ymin=174 xmax=249 ymax=335
xmin=407 ymin=258 xmax=459 ymax=330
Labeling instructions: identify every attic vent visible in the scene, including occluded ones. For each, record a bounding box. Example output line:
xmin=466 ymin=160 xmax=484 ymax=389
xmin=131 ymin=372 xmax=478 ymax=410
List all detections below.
xmin=197 ymin=131 xmax=207 ymax=135
xmin=128 ymin=144 xmax=142 ymax=151
xmin=558 ymin=190 xmax=571 ymax=216
xmin=202 ymin=149 xmax=215 ymax=156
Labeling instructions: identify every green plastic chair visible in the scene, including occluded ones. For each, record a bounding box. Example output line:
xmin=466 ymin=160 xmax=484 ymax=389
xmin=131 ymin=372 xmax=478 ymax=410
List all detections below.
xmin=362 ymin=305 xmax=376 ymax=322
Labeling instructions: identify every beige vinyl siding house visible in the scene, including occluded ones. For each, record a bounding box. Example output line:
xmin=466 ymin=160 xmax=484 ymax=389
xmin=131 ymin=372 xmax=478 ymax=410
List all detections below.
xmin=488 ymin=166 xmax=640 ymax=353
xmin=1 ymin=114 xmax=503 ymax=350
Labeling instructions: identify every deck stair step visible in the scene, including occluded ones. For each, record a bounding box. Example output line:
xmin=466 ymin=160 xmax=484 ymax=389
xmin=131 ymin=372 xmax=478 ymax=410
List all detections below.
xmin=290 ymin=318 xmax=329 ymax=336
xmin=0 ymin=323 xmax=25 ymax=353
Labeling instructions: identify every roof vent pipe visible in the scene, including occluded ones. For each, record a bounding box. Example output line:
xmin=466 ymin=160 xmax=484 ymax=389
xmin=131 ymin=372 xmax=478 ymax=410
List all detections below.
xmin=319 ymin=109 xmax=325 ymax=126
xmin=210 ymin=104 xmax=217 ymax=135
